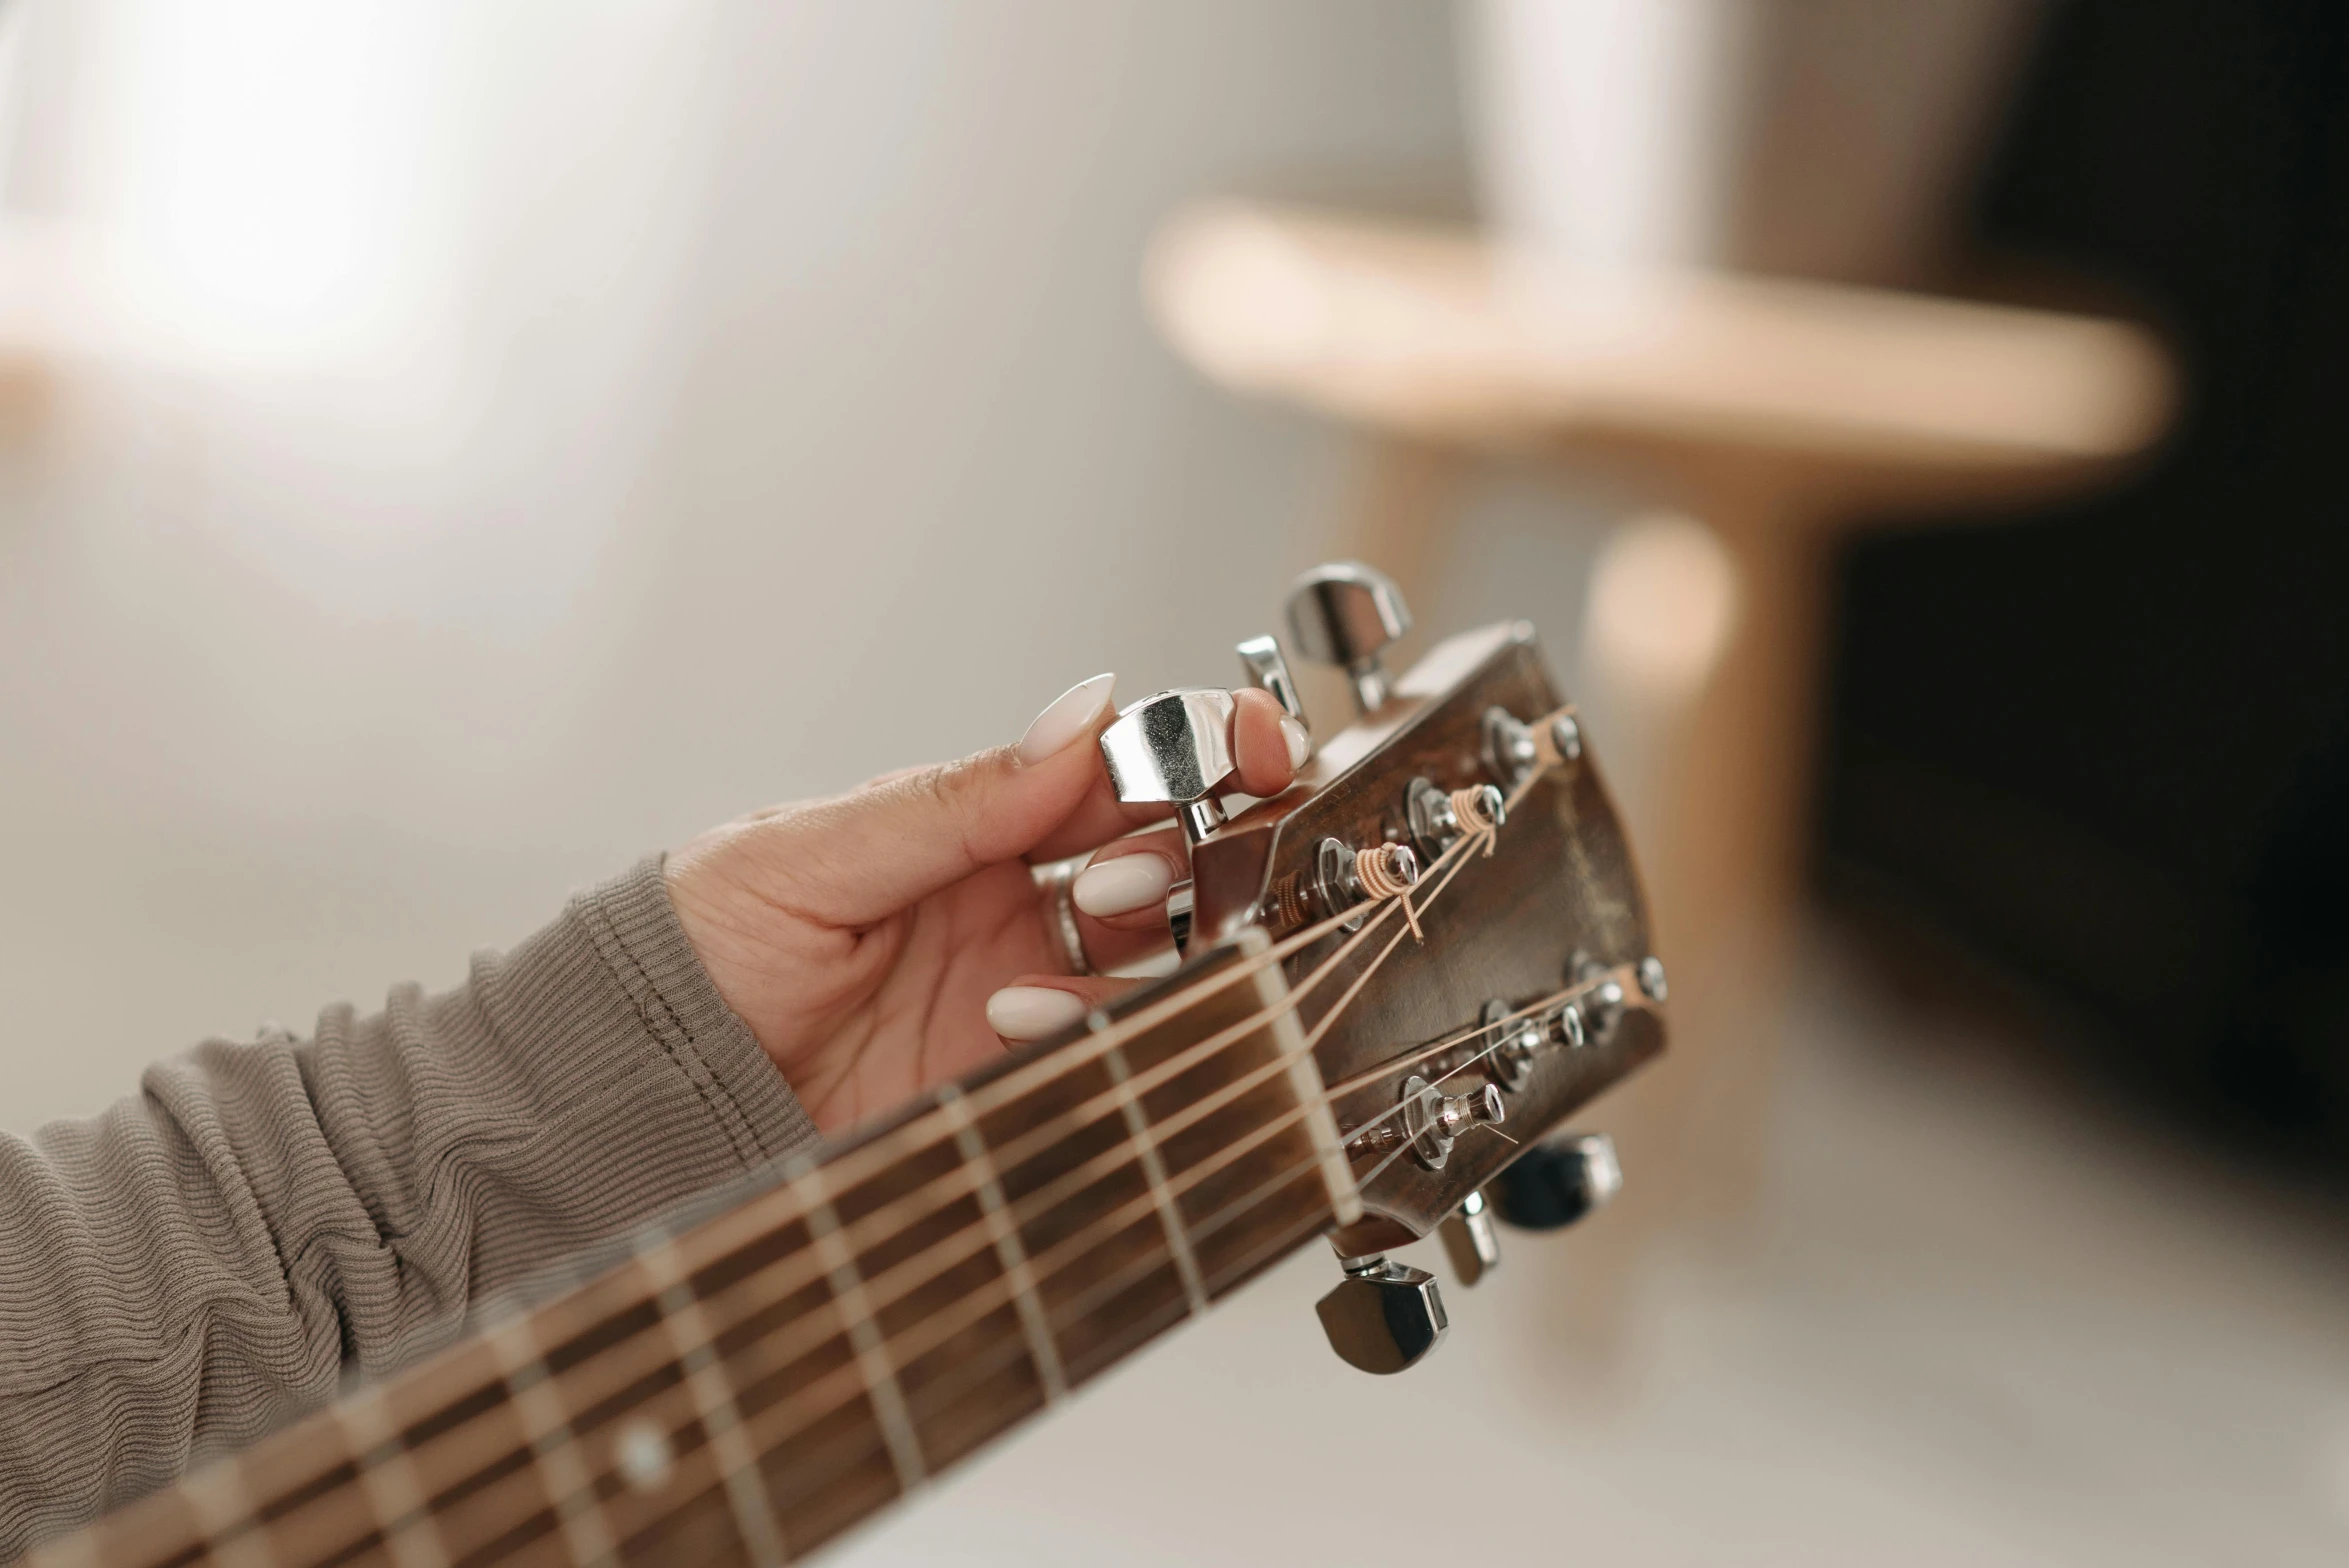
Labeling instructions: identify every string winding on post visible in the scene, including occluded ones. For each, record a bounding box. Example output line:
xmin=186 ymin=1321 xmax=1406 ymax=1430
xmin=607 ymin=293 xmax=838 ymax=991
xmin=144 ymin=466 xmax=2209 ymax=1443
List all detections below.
xmin=1353 ymin=843 xmax=1422 ymax=939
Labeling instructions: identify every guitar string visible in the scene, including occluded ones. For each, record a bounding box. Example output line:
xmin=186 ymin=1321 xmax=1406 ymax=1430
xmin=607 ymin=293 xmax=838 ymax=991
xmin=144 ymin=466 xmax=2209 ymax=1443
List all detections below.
xmin=512 ymin=840 xmax=1491 ymax=1557
xmin=713 ymin=1000 xmax=1559 ymax=1531
xmin=174 ymin=825 xmax=1487 ymax=1568
xmin=553 ymin=748 xmax=1577 ymax=1549
xmin=372 ymin=824 xmax=1629 ymax=1566
xmin=578 ymin=697 xmax=1564 ymax=1266
xmin=552 ymin=906 xmax=1550 ymax=1568
xmin=243 ymin=737 xmax=1578 ymax=1568
xmin=338 ymin=894 xmax=1635 ymax=1568
xmin=567 ymin=753 xmax=1595 ymax=1546
xmin=184 ymin=734 xmax=1581 ymax=1565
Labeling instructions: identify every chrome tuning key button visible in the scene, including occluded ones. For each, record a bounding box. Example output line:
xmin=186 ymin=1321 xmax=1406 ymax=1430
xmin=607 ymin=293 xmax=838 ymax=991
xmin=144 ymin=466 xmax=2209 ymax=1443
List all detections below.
xmin=1099 ymin=688 xmax=1239 ymax=845
xmin=1550 ymin=712 xmax=1584 ymax=762
xmin=1317 ymin=1251 xmax=1448 ymax=1375
xmin=1099 ymin=688 xmax=1242 ymax=954
xmin=1285 ymin=560 xmax=1411 ymax=717
xmin=1438 ymin=1189 xmax=1503 ymax=1287
xmin=1236 ymin=635 xmax=1308 ymax=737
xmin=1491 ymin=1133 xmax=1621 ymax=1233
xmin=1637 ymin=955 xmax=1669 ymax=1003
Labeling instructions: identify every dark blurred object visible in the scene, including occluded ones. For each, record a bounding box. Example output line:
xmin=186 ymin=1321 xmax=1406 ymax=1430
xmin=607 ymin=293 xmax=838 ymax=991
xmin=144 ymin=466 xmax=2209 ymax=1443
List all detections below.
xmin=1827 ymin=0 xmax=2349 ymax=1159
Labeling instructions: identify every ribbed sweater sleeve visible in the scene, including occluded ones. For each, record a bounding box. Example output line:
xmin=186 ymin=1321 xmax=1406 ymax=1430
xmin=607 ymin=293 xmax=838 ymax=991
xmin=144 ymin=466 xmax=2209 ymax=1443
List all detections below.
xmin=0 ymin=856 xmax=821 ymax=1559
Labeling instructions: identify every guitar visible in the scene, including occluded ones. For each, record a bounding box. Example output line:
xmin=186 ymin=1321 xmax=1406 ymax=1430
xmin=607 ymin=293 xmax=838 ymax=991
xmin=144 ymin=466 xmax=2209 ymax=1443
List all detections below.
xmin=33 ymin=563 xmax=1664 ymax=1568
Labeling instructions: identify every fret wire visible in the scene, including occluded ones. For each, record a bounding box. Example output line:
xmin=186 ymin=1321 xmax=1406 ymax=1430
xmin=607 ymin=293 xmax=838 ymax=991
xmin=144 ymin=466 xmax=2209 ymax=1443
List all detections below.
xmin=719 ymin=1159 xmax=1317 ymax=1522
xmin=795 ymin=1164 xmax=930 ymax=1496
xmin=684 ymin=994 xmax=1429 ymax=1492
xmin=627 ymin=858 xmax=1412 ymax=1281
xmin=139 ymin=756 xmax=1560 ymax=1563
xmin=193 ymin=950 xmax=1388 ymax=1568
xmin=935 ymin=1083 xmax=1068 ymax=1402
xmin=685 ymin=732 xmax=1578 ymax=1521
xmin=668 ymin=876 xmax=1394 ymax=1292
xmin=751 ymin=1105 xmax=1457 ymax=1523
xmin=548 ymin=879 xmax=1438 ymax=1490
xmin=569 ymin=822 xmax=1469 ymax=1433
xmin=306 ymin=893 xmax=1565 ymax=1568
xmin=660 ymin=842 xmax=1516 ymax=1501
xmin=642 ymin=1241 xmax=792 ymax=1568
xmin=176 ymin=1461 xmax=275 ymax=1568
xmin=496 ymin=819 xmax=1500 ymax=1549
xmin=596 ymin=947 xmax=1571 ymax=1556
xmin=484 ymin=1317 xmax=618 ymax=1568
xmin=733 ymin=1134 xmax=1353 ymax=1514
xmin=337 ymin=1388 xmax=451 ymax=1568
xmin=1093 ymin=1026 xmax=1210 ymax=1317
xmin=681 ymin=881 xmax=1428 ymax=1354
xmin=750 ymin=1069 xmax=1468 ymax=1518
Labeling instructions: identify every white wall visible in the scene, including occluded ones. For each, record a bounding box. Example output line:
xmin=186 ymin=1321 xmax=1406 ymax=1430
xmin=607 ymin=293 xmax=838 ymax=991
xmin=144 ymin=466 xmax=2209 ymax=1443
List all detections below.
xmin=0 ymin=0 xmax=1505 ymax=1129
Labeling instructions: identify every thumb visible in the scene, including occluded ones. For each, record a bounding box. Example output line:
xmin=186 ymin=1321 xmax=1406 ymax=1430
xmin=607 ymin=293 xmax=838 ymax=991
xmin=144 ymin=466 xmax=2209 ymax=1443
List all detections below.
xmin=732 ymin=673 xmax=1118 ymax=927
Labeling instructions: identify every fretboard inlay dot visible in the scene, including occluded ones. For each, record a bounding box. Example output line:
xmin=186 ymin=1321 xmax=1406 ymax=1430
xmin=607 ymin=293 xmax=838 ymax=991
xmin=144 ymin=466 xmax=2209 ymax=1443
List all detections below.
xmin=614 ymin=1420 xmax=676 ymax=1494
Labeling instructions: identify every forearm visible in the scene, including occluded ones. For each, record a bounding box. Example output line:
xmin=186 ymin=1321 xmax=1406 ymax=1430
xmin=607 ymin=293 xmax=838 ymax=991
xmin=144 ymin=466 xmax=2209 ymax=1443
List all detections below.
xmin=0 ymin=857 xmax=820 ymax=1557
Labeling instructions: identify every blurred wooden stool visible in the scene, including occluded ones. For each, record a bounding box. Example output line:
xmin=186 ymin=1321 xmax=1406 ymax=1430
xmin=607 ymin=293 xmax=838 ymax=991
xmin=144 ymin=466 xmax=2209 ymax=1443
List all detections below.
xmin=1148 ymin=204 xmax=2173 ymax=1337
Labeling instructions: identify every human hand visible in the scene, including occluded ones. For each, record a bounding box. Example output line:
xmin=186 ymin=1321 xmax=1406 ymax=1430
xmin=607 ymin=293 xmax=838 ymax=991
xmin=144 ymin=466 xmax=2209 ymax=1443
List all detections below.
xmin=664 ymin=676 xmax=1310 ymax=1136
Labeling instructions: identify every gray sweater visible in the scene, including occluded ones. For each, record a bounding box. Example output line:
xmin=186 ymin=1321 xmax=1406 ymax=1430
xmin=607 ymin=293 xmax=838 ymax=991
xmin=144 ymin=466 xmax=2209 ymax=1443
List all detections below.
xmin=0 ymin=858 xmax=824 ymax=1560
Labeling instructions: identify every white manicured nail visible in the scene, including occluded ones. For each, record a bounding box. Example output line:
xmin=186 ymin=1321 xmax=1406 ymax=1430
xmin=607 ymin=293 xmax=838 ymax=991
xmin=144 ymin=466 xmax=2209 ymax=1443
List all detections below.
xmin=1279 ymin=714 xmax=1312 ymax=770
xmin=1072 ymin=853 xmax=1174 ymax=918
xmin=1018 ymin=673 xmax=1115 ymax=764
xmin=986 ymin=985 xmax=1092 ymax=1041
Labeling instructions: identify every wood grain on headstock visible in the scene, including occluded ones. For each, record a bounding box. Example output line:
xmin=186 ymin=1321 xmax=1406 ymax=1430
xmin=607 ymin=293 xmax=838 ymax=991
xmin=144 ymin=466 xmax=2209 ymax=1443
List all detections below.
xmin=1191 ymin=621 xmax=1664 ymax=1249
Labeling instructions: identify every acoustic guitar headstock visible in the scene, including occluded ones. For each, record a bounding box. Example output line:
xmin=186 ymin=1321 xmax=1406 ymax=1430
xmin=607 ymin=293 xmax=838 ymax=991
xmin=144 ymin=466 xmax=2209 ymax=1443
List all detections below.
xmin=1098 ymin=562 xmax=1665 ymax=1374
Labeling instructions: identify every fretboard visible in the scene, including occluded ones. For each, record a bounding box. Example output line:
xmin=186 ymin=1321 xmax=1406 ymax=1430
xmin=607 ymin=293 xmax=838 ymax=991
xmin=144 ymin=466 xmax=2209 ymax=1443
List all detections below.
xmin=36 ymin=932 xmax=1357 ymax=1568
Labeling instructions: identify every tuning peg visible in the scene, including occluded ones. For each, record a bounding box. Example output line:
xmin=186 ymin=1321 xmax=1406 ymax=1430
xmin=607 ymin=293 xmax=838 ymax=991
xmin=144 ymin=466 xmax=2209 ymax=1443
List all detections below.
xmin=1236 ymin=634 xmax=1308 ymax=733
xmin=1316 ymin=1252 xmax=1448 ymax=1374
xmin=1284 ymin=561 xmax=1411 ymax=717
xmin=1491 ymin=1133 xmax=1621 ymax=1232
xmin=1098 ymin=688 xmax=1239 ymax=844
xmin=1438 ymin=1188 xmax=1503 ymax=1286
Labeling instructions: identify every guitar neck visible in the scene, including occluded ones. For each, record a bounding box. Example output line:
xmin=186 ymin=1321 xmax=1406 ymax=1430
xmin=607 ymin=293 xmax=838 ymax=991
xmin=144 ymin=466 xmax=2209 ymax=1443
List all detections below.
xmin=47 ymin=933 xmax=1357 ymax=1568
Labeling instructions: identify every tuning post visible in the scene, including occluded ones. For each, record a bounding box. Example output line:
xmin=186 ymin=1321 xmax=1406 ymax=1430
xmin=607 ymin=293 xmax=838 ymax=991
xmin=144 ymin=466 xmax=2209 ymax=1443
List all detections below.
xmin=1483 ymin=706 xmax=1540 ymax=787
xmin=1406 ymin=777 xmax=1505 ymax=860
xmin=1570 ymin=951 xmax=1627 ymax=1043
xmin=1284 ymin=561 xmax=1411 ymax=718
xmin=1481 ymin=997 xmax=1545 ymax=1092
xmin=1311 ymin=836 xmax=1418 ymax=932
xmin=1394 ymin=1073 xmax=1504 ymax=1170
xmin=1438 ymin=1189 xmax=1503 ymax=1287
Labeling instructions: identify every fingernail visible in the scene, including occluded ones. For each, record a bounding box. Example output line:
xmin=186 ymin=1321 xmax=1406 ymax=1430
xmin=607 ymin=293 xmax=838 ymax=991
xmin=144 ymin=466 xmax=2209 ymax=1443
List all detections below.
xmin=1279 ymin=714 xmax=1312 ymax=770
xmin=986 ymin=985 xmax=1092 ymax=1041
xmin=1072 ymin=853 xmax=1174 ymax=918
xmin=1018 ymin=673 xmax=1115 ymax=765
